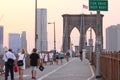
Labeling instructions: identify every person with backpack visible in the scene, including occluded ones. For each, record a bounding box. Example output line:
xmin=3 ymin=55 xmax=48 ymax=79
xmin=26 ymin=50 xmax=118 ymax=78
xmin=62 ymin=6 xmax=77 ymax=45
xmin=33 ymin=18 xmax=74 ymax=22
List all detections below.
xmin=3 ymin=48 xmax=16 ymax=80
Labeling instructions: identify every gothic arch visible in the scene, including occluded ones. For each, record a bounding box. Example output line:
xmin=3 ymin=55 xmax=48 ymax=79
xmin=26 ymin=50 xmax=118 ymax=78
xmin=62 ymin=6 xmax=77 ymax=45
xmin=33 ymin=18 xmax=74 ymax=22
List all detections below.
xmin=62 ymin=14 xmax=104 ymax=52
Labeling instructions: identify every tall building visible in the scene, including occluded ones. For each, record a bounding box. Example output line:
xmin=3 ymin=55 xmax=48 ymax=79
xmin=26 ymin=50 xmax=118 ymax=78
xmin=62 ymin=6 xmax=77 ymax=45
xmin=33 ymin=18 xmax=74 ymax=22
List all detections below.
xmin=0 ymin=26 xmax=3 ymax=55
xmin=36 ymin=8 xmax=48 ymax=51
xmin=9 ymin=33 xmax=21 ymax=53
xmin=21 ymin=31 xmax=27 ymax=52
xmin=106 ymin=24 xmax=120 ymax=52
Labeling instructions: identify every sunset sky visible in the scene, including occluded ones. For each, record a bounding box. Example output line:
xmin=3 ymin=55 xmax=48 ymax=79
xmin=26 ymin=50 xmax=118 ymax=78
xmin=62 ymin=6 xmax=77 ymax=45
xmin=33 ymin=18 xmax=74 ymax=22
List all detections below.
xmin=0 ymin=0 xmax=120 ymax=52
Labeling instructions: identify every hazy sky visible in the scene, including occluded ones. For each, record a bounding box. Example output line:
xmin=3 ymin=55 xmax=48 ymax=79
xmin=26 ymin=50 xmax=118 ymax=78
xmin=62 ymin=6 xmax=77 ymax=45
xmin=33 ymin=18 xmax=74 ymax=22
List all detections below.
xmin=0 ymin=0 xmax=120 ymax=52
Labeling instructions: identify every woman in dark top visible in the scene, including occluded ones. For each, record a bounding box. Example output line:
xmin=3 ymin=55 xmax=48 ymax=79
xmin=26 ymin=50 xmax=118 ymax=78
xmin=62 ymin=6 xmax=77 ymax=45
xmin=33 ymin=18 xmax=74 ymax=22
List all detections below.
xmin=30 ymin=48 xmax=40 ymax=79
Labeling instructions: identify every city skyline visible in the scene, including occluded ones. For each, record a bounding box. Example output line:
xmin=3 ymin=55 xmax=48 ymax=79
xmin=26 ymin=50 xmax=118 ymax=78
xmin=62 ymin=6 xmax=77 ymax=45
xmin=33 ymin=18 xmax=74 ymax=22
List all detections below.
xmin=0 ymin=0 xmax=120 ymax=52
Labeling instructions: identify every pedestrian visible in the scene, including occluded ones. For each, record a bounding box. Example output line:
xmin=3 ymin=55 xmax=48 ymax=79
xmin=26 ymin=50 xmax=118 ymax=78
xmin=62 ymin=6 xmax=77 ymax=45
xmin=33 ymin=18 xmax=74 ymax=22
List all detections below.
xmin=55 ymin=52 xmax=59 ymax=65
xmin=80 ymin=50 xmax=83 ymax=61
xmin=49 ymin=51 xmax=54 ymax=65
xmin=60 ymin=51 xmax=64 ymax=64
xmin=39 ymin=51 xmax=44 ymax=65
xmin=17 ymin=48 xmax=26 ymax=80
xmin=44 ymin=52 xmax=48 ymax=66
xmin=30 ymin=48 xmax=40 ymax=79
xmin=3 ymin=48 xmax=16 ymax=80
xmin=65 ymin=51 xmax=70 ymax=62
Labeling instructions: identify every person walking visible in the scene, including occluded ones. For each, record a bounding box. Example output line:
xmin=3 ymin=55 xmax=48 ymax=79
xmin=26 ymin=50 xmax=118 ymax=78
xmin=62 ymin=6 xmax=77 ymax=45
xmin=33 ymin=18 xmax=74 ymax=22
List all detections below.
xmin=65 ymin=51 xmax=70 ymax=62
xmin=55 ymin=52 xmax=59 ymax=65
xmin=30 ymin=48 xmax=40 ymax=79
xmin=80 ymin=50 xmax=83 ymax=61
xmin=17 ymin=48 xmax=26 ymax=80
xmin=44 ymin=52 xmax=48 ymax=66
xmin=49 ymin=51 xmax=54 ymax=65
xmin=3 ymin=49 xmax=16 ymax=80
xmin=39 ymin=51 xmax=44 ymax=65
xmin=60 ymin=51 xmax=64 ymax=64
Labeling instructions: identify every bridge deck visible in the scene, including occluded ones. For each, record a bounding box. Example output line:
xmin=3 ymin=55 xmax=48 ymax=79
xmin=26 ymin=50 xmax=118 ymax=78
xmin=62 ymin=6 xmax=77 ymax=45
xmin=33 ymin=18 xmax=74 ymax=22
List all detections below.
xmin=0 ymin=58 xmax=95 ymax=80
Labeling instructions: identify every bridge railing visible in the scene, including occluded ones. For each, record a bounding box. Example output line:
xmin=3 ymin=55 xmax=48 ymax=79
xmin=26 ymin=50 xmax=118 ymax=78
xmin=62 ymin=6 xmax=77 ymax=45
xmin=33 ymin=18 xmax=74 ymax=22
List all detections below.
xmin=86 ymin=51 xmax=120 ymax=80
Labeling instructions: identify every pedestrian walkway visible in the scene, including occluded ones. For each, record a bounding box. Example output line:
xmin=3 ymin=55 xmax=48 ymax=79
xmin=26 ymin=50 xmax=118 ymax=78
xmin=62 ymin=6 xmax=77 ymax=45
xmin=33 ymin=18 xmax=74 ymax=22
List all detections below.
xmin=0 ymin=58 xmax=95 ymax=80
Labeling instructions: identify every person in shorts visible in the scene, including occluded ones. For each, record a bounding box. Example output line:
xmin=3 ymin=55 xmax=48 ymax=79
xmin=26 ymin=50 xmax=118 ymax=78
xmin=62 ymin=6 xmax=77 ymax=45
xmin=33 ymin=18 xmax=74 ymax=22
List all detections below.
xmin=39 ymin=51 xmax=44 ymax=65
xmin=17 ymin=48 xmax=26 ymax=80
xmin=55 ymin=52 xmax=59 ymax=65
xmin=60 ymin=51 xmax=64 ymax=64
xmin=30 ymin=48 xmax=40 ymax=79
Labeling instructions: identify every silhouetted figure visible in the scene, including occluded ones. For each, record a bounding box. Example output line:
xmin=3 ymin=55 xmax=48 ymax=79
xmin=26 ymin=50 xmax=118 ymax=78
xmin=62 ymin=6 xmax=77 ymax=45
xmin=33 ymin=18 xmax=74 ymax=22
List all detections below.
xmin=80 ymin=51 xmax=83 ymax=61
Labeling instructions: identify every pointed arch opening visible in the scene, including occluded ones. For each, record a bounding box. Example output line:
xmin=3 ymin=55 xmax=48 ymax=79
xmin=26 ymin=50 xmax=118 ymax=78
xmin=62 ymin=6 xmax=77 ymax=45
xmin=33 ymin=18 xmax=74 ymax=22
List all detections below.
xmin=70 ymin=27 xmax=80 ymax=51
xmin=86 ymin=27 xmax=96 ymax=51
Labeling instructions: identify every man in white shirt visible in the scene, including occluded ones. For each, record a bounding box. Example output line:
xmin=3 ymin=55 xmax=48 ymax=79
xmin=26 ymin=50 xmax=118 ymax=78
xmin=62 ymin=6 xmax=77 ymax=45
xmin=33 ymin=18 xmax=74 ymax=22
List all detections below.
xmin=3 ymin=49 xmax=16 ymax=80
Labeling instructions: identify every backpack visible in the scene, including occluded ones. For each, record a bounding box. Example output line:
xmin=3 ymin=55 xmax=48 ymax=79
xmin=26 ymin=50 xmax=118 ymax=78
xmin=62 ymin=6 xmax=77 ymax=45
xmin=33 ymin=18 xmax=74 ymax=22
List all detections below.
xmin=7 ymin=58 xmax=14 ymax=66
xmin=5 ymin=53 xmax=14 ymax=66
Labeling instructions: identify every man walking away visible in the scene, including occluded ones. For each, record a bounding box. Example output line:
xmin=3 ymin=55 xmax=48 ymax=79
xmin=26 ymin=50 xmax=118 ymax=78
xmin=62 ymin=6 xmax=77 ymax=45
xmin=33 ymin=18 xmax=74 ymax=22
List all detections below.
xmin=30 ymin=48 xmax=40 ymax=79
xmin=3 ymin=49 xmax=16 ymax=80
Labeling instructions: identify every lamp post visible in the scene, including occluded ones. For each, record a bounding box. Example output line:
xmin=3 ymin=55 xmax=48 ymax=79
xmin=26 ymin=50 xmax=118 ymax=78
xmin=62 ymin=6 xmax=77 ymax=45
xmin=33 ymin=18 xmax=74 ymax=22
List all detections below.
xmin=48 ymin=22 xmax=56 ymax=50
xmin=35 ymin=0 xmax=37 ymax=48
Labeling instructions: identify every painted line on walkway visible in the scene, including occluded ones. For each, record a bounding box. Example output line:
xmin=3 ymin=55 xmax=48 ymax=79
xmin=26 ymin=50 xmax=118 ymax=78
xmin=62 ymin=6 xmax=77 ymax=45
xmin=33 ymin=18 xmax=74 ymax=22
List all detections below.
xmin=37 ymin=58 xmax=76 ymax=80
xmin=14 ymin=74 xmax=30 ymax=79
xmin=87 ymin=60 xmax=96 ymax=80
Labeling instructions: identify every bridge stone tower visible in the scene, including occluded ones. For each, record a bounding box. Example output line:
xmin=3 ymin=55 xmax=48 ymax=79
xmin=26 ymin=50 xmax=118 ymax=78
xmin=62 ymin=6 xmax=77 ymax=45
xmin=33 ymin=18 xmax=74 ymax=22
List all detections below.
xmin=62 ymin=14 xmax=104 ymax=53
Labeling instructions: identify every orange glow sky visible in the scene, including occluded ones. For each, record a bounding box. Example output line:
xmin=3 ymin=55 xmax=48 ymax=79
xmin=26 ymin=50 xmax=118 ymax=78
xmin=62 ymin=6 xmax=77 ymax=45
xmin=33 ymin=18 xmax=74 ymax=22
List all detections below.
xmin=0 ymin=0 xmax=120 ymax=52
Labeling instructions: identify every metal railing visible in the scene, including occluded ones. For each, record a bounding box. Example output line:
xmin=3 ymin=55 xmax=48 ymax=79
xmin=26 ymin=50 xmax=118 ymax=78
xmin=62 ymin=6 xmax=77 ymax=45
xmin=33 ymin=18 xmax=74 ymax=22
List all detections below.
xmin=86 ymin=51 xmax=120 ymax=80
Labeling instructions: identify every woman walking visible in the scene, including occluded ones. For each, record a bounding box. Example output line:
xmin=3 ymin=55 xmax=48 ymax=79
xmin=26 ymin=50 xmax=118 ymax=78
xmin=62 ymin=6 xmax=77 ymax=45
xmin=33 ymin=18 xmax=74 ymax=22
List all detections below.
xmin=17 ymin=48 xmax=26 ymax=80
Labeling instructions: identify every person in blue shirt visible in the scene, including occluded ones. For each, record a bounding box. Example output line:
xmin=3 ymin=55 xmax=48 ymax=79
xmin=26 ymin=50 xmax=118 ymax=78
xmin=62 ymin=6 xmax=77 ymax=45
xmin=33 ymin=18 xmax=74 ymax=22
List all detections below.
xmin=60 ymin=51 xmax=64 ymax=64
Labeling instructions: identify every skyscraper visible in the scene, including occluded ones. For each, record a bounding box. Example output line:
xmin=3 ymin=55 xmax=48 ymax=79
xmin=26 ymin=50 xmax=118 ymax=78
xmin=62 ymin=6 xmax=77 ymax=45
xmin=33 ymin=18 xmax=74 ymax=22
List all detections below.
xmin=36 ymin=8 xmax=48 ymax=51
xmin=21 ymin=31 xmax=27 ymax=52
xmin=9 ymin=33 xmax=21 ymax=53
xmin=0 ymin=26 xmax=3 ymax=55
xmin=106 ymin=24 xmax=120 ymax=52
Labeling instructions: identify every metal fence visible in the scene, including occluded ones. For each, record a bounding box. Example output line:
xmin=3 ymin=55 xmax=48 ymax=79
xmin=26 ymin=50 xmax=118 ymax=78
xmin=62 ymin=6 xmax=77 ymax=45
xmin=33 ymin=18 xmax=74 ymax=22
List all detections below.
xmin=86 ymin=52 xmax=120 ymax=80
